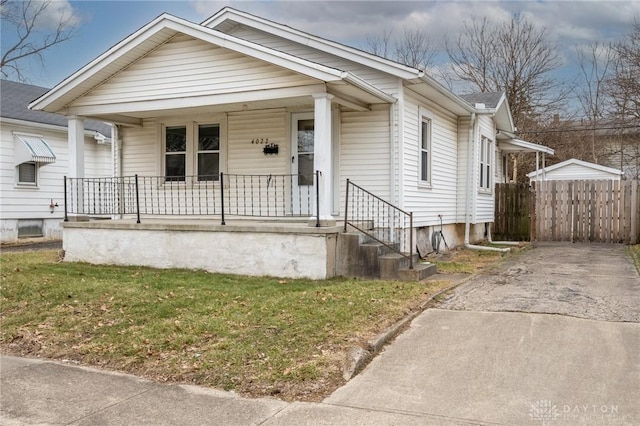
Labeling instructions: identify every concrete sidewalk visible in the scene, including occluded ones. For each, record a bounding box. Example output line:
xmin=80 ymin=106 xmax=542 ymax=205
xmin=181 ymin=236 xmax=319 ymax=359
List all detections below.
xmin=3 ymin=310 xmax=639 ymax=425
xmin=0 ymin=354 xmax=468 ymax=425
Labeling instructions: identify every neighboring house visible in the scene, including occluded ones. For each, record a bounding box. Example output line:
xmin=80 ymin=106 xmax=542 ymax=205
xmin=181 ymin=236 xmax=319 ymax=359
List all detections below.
xmin=28 ymin=7 xmax=550 ymax=279
xmin=0 ymin=80 xmax=112 ymax=243
xmin=527 ymin=158 xmax=623 ymax=182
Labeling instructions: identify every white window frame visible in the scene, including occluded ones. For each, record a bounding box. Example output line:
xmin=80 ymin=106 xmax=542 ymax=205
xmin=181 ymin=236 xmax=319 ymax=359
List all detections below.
xmin=161 ymin=120 xmax=224 ymax=183
xmin=418 ymin=107 xmax=433 ymax=186
xmin=16 ymin=162 xmax=38 ymax=186
xmin=479 ymin=136 xmax=493 ymax=191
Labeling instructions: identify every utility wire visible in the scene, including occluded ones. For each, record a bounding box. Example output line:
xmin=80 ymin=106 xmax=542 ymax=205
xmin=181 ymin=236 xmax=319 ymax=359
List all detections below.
xmin=518 ymin=124 xmax=640 ymax=134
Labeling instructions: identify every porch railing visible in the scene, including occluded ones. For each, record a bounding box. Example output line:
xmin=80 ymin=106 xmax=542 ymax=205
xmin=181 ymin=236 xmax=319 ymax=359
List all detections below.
xmin=343 ymin=179 xmax=414 ymax=269
xmin=64 ymin=172 xmax=319 ymax=226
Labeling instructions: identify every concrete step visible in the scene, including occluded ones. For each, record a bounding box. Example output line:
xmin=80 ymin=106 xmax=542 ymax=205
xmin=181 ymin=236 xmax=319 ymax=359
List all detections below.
xmin=397 ymin=262 xmax=437 ymax=281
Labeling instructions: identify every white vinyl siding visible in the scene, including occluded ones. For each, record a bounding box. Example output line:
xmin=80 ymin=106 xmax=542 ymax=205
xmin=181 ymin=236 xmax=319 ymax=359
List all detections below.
xmin=121 ymin=120 xmax=159 ymax=177
xmin=0 ymin=123 xmax=111 ymax=241
xmin=402 ymin=93 xmax=459 ymax=227
xmin=475 ymin=115 xmax=496 ymax=223
xmin=227 ymin=110 xmax=288 ymax=176
xmin=456 ymin=116 xmax=472 ymax=223
xmin=71 ymin=35 xmax=321 ymax=108
xmin=339 ymin=108 xmax=391 ymax=211
xmin=224 ymin=26 xmax=399 ymax=94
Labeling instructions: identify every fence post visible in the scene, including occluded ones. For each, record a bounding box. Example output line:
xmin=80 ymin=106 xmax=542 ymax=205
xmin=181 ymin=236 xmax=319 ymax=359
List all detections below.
xmin=134 ymin=174 xmax=141 ymax=224
xmin=220 ymin=172 xmax=225 ymax=225
xmin=409 ymin=212 xmax=414 ymax=269
xmin=63 ymin=176 xmax=68 ymax=222
xmin=315 ymin=170 xmax=320 ymax=228
xmin=343 ymin=179 xmax=350 ymax=232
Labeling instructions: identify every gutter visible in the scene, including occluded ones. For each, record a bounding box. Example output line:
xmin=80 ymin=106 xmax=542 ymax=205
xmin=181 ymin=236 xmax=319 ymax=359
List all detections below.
xmin=418 ymin=72 xmax=476 ymax=113
xmin=463 ymin=112 xmax=510 ymax=253
xmin=341 ymin=72 xmax=397 ymax=104
xmin=1 ymin=117 xmax=111 ymax=141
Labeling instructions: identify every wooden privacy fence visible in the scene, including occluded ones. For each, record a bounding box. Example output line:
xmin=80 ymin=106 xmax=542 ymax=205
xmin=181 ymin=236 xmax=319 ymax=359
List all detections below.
xmin=494 ymin=183 xmax=533 ymax=241
xmin=533 ymin=180 xmax=640 ymax=244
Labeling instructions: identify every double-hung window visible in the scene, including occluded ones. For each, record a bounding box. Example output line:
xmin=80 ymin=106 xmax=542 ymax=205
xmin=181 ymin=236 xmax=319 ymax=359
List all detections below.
xmin=163 ymin=123 xmax=221 ymax=182
xmin=419 ymin=109 xmax=432 ymax=185
xmin=165 ymin=126 xmax=187 ymax=181
xmin=197 ymin=124 xmax=220 ymax=181
xmin=479 ymin=136 xmax=492 ymax=190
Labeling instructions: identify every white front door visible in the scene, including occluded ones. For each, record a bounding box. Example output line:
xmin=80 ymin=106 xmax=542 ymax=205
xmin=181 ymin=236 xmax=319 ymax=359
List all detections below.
xmin=291 ymin=112 xmax=315 ymax=215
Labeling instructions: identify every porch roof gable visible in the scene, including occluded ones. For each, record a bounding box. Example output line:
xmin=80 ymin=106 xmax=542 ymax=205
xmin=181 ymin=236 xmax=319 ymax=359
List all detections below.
xmin=202 ymin=7 xmax=424 ymax=81
xmin=30 ymin=13 xmax=394 ymax=115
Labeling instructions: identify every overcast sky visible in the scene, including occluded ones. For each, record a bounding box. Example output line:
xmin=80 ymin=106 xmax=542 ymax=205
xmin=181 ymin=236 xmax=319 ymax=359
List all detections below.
xmin=2 ymin=0 xmax=639 ymax=102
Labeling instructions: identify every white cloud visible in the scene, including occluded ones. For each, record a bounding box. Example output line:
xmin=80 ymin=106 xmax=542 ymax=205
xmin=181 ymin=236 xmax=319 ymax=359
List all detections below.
xmin=34 ymin=0 xmax=84 ymax=29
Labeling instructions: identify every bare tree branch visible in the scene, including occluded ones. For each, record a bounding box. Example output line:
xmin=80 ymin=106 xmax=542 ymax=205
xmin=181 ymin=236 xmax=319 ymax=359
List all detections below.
xmin=365 ymin=28 xmax=392 ymax=59
xmin=445 ymin=16 xmax=567 ymax=129
xmin=1 ymin=0 xmax=78 ymax=81
xmin=394 ymin=26 xmax=436 ymax=70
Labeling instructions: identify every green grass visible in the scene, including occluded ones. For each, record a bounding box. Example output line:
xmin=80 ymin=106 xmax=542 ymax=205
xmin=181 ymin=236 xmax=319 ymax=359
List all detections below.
xmin=427 ymin=247 xmax=509 ymax=274
xmin=629 ymin=245 xmax=640 ymax=274
xmin=0 ymin=250 xmax=456 ymax=401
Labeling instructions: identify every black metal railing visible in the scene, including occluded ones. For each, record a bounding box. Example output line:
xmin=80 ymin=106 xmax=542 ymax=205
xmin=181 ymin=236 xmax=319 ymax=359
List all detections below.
xmin=343 ymin=179 xmax=414 ymax=269
xmin=64 ymin=172 xmax=320 ymax=225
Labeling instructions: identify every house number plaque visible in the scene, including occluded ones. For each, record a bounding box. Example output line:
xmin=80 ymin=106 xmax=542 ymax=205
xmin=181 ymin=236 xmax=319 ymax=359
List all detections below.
xmin=251 ymin=138 xmax=269 ymax=144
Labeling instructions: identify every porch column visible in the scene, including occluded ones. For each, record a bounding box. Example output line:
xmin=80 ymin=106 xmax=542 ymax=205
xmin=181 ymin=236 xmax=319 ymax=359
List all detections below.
xmin=67 ymin=116 xmax=85 ymax=178
xmin=312 ymin=93 xmax=335 ymax=226
xmin=67 ymin=116 xmax=85 ymax=216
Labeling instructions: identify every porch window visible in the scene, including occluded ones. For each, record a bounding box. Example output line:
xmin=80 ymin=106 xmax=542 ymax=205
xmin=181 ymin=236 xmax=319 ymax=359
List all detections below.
xmin=197 ymin=124 xmax=220 ymax=181
xmin=163 ymin=123 xmax=221 ymax=182
xmin=419 ymin=111 xmax=432 ymax=184
xmin=165 ymin=126 xmax=186 ymax=182
xmin=479 ymin=136 xmax=492 ymax=190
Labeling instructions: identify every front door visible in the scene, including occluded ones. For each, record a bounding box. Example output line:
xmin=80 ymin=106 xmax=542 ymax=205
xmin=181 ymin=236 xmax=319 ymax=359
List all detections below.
xmin=291 ymin=113 xmax=314 ymax=215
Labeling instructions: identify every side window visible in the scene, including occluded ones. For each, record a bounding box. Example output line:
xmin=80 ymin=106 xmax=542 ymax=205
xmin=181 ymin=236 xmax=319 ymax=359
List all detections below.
xmin=17 ymin=162 xmax=37 ymax=185
xmin=419 ymin=112 xmax=432 ymax=184
xmin=165 ymin=126 xmax=186 ymax=182
xmin=479 ymin=136 xmax=492 ymax=190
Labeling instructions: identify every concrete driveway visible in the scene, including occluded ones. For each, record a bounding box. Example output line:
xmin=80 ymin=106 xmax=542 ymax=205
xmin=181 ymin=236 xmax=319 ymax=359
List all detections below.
xmin=325 ymin=243 xmax=640 ymax=425
xmin=438 ymin=242 xmax=640 ymax=322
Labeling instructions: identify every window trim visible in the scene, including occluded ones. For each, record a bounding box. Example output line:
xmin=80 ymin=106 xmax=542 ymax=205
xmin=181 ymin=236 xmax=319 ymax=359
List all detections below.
xmin=418 ymin=107 xmax=433 ymax=187
xmin=479 ymin=135 xmax=493 ymax=192
xmin=160 ymin=119 xmax=225 ymax=183
xmin=16 ymin=161 xmax=38 ymax=187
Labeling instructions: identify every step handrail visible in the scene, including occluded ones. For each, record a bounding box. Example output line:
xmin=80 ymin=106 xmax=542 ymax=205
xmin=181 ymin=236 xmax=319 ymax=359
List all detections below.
xmin=344 ymin=179 xmax=413 ymax=269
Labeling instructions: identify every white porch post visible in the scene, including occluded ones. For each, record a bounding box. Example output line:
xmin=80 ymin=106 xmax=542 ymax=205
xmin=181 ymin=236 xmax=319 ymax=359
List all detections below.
xmin=312 ymin=93 xmax=335 ymax=226
xmin=67 ymin=116 xmax=85 ymax=215
xmin=67 ymin=116 xmax=85 ymax=178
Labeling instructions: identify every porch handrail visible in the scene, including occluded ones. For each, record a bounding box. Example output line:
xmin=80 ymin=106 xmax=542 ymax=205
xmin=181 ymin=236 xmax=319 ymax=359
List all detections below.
xmin=64 ymin=172 xmax=320 ymax=226
xmin=343 ymin=179 xmax=414 ymax=269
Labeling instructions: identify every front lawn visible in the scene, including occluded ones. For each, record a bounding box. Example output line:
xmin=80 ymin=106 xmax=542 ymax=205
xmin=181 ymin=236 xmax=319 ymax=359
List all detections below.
xmin=0 ymin=248 xmax=504 ymax=401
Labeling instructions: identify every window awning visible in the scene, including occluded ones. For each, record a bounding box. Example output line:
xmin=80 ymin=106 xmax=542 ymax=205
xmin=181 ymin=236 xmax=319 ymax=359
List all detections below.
xmin=14 ymin=135 xmax=57 ymax=165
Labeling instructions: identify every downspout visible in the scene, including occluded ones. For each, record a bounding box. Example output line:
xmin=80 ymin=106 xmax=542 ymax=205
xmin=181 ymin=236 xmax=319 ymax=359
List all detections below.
xmin=487 ymin=223 xmax=520 ymax=246
xmin=389 ymin=99 xmax=397 ymax=206
xmin=464 ymin=112 xmax=509 ymax=253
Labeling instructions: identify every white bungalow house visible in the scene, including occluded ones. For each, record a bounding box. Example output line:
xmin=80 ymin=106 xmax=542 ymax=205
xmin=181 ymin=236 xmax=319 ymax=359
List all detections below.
xmin=29 ymin=7 xmax=550 ymax=279
xmin=0 ymin=80 xmax=112 ymax=243
xmin=527 ymin=158 xmax=623 ymax=182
